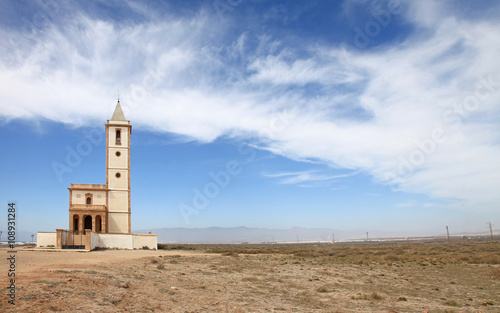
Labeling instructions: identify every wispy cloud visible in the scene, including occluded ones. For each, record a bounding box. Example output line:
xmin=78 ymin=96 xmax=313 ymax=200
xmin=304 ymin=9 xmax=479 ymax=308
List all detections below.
xmin=263 ymin=170 xmax=358 ymax=185
xmin=1 ymin=1 xmax=499 ymax=212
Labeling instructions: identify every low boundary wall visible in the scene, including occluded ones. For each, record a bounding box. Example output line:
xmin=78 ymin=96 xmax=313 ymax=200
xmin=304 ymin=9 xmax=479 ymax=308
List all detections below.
xmin=37 ymin=231 xmax=157 ymax=250
xmin=36 ymin=232 xmax=57 ymax=248
xmin=90 ymin=232 xmax=157 ymax=250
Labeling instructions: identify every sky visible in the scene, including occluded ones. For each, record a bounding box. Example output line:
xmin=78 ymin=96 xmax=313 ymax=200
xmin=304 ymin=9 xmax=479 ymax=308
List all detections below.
xmin=0 ymin=0 xmax=499 ymax=237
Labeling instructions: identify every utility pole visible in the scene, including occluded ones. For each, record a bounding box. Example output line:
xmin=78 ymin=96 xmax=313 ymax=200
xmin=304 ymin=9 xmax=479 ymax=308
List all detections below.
xmin=296 ymin=235 xmax=299 ymax=244
xmin=446 ymin=226 xmax=450 ymax=242
xmin=31 ymin=234 xmax=34 ymax=244
xmin=366 ymin=232 xmax=369 ymax=241
xmin=488 ymin=222 xmax=494 ymax=242
xmin=332 ymin=233 xmax=335 ymax=244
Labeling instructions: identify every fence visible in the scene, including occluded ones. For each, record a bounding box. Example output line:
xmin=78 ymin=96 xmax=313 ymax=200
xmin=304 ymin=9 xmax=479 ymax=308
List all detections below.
xmin=61 ymin=230 xmax=85 ymax=249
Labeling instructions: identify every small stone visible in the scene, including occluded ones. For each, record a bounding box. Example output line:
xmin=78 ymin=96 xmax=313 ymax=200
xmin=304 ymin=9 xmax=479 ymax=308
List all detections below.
xmin=121 ymin=282 xmax=130 ymax=288
xmin=67 ymin=278 xmax=72 ymax=282
xmin=170 ymin=286 xmax=178 ymax=290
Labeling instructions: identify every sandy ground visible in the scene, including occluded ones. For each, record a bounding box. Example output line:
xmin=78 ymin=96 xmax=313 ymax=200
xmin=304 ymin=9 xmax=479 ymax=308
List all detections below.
xmin=1 ymin=245 xmax=499 ymax=312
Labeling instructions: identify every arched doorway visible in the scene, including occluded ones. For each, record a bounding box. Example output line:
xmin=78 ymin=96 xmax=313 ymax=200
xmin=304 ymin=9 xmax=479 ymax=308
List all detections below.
xmin=84 ymin=216 xmax=92 ymax=234
xmin=73 ymin=215 xmax=79 ymax=232
xmin=95 ymin=215 xmax=102 ymax=233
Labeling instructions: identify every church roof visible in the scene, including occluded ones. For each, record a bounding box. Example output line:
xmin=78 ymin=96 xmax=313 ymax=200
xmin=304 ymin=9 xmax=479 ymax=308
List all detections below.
xmin=111 ymin=100 xmax=126 ymax=121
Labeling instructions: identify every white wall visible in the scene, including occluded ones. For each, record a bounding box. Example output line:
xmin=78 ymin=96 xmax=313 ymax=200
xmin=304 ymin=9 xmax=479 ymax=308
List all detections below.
xmin=90 ymin=232 xmax=98 ymax=250
xmin=89 ymin=233 xmax=157 ymax=250
xmin=92 ymin=233 xmax=133 ymax=249
xmin=37 ymin=232 xmax=56 ymax=247
xmin=133 ymin=234 xmax=158 ymax=250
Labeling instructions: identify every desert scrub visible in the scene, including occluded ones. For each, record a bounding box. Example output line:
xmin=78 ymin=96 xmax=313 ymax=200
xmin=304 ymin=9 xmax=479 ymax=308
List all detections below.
xmin=370 ymin=292 xmax=384 ymax=300
xmin=20 ymin=294 xmax=38 ymax=301
xmin=384 ymin=254 xmax=400 ymax=262
xmin=443 ymin=299 xmax=461 ymax=307
xmin=351 ymin=292 xmax=384 ymax=300
xmin=33 ymin=280 xmax=67 ymax=287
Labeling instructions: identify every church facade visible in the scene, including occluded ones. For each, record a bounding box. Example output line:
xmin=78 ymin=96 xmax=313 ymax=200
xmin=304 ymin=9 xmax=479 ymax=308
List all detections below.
xmin=69 ymin=101 xmax=132 ymax=235
xmin=37 ymin=101 xmax=157 ymax=250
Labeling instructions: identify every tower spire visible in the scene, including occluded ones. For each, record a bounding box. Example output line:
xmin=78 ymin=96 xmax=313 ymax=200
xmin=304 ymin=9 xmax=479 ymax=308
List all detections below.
xmin=111 ymin=98 xmax=126 ymax=121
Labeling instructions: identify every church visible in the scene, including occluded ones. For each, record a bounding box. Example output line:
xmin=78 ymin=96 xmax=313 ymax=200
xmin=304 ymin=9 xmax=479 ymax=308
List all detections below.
xmin=37 ymin=101 xmax=157 ymax=250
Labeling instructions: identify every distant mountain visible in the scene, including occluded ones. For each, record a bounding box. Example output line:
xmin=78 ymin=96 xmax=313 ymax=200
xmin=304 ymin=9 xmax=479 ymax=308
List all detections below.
xmin=1 ymin=231 xmax=37 ymax=243
xmin=133 ymin=226 xmax=434 ymax=244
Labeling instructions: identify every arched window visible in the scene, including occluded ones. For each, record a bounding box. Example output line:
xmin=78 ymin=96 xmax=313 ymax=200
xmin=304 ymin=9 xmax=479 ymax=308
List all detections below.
xmin=85 ymin=193 xmax=93 ymax=205
xmin=73 ymin=215 xmax=79 ymax=231
xmin=116 ymin=129 xmax=121 ymax=144
xmin=95 ymin=215 xmax=102 ymax=233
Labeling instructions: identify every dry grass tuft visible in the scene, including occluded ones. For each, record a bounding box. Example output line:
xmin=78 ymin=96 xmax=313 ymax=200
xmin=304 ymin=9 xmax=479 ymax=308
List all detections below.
xmin=370 ymin=292 xmax=384 ymax=300
xmin=443 ymin=299 xmax=461 ymax=307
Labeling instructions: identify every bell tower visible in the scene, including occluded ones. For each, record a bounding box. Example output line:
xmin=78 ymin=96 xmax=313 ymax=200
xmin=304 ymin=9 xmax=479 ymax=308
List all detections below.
xmin=106 ymin=100 xmax=132 ymax=234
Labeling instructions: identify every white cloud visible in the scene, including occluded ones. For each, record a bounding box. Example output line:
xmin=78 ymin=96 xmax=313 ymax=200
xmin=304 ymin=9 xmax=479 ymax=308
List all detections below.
xmin=262 ymin=170 xmax=358 ymax=185
xmin=1 ymin=1 xmax=500 ymax=211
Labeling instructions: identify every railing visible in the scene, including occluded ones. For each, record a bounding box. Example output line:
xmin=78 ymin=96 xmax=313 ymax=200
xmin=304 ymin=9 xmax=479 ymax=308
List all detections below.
xmin=60 ymin=230 xmax=85 ymax=249
xmin=70 ymin=204 xmax=106 ymax=210
xmin=70 ymin=184 xmax=107 ymax=189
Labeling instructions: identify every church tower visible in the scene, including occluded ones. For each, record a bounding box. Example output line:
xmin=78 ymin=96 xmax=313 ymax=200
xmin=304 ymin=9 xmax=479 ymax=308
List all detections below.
xmin=50 ymin=99 xmax=156 ymax=249
xmin=106 ymin=100 xmax=132 ymax=234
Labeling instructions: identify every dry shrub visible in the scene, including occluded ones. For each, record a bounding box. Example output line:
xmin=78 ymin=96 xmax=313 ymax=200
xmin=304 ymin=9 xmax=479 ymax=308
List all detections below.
xmin=443 ymin=299 xmax=461 ymax=307
xmin=470 ymin=254 xmax=500 ymax=264
xmin=384 ymin=254 xmax=400 ymax=262
xmin=222 ymin=252 xmax=239 ymax=257
xmin=370 ymin=292 xmax=384 ymax=300
xmin=490 ymin=268 xmax=500 ymax=280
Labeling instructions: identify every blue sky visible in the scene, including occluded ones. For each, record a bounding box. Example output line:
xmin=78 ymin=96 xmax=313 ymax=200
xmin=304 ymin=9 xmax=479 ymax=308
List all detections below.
xmin=1 ymin=0 xmax=499 ymax=236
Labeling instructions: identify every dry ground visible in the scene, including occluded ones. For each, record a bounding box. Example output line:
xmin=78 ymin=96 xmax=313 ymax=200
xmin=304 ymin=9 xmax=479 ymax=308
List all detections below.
xmin=1 ymin=242 xmax=499 ymax=312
